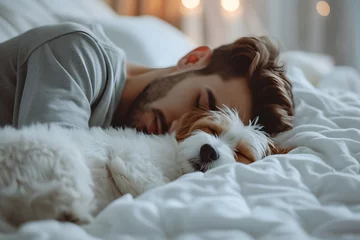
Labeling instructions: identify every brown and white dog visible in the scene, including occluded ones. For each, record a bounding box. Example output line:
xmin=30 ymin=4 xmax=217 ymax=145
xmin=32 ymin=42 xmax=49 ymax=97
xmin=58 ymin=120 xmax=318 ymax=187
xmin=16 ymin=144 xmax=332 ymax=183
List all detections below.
xmin=175 ymin=106 xmax=289 ymax=169
xmin=0 ymin=106 xmax=289 ymax=230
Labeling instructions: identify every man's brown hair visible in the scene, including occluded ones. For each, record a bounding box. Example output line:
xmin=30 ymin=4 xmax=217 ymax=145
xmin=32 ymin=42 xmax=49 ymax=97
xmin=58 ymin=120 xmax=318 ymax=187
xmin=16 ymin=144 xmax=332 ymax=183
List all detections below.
xmin=196 ymin=36 xmax=294 ymax=136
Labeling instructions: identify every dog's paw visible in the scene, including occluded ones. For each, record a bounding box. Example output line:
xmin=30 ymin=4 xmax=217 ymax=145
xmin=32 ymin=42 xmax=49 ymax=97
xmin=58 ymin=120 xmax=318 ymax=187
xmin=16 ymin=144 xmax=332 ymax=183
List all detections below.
xmin=57 ymin=211 xmax=93 ymax=225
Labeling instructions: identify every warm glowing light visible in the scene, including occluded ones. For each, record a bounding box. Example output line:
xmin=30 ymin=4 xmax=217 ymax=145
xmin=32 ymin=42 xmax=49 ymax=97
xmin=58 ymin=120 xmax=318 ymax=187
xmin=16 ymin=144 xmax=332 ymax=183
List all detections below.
xmin=221 ymin=0 xmax=240 ymax=12
xmin=316 ymin=1 xmax=330 ymax=17
xmin=182 ymin=0 xmax=200 ymax=9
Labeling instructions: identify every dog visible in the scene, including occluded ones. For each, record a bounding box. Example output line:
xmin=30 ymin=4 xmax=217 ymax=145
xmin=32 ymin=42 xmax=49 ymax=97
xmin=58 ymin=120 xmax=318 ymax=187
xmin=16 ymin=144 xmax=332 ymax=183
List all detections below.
xmin=0 ymin=107 xmax=287 ymax=229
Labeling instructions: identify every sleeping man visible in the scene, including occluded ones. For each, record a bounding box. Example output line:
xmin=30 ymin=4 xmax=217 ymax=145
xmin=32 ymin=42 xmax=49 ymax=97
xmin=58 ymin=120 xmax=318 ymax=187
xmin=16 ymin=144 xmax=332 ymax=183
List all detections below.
xmin=0 ymin=22 xmax=294 ymax=136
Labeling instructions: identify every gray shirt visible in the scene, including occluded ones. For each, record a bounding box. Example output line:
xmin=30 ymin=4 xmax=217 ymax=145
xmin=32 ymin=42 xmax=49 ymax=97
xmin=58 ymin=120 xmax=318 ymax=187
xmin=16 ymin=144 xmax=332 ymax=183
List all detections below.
xmin=0 ymin=22 xmax=127 ymax=129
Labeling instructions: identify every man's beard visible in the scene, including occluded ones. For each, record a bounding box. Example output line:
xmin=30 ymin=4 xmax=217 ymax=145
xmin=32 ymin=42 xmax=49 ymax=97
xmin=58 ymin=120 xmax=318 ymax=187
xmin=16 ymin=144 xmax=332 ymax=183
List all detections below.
xmin=121 ymin=71 xmax=193 ymax=130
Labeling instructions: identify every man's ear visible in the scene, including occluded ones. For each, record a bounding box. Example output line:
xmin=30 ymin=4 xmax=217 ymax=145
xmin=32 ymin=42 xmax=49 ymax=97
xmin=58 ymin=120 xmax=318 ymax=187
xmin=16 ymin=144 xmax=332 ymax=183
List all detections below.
xmin=177 ymin=46 xmax=212 ymax=71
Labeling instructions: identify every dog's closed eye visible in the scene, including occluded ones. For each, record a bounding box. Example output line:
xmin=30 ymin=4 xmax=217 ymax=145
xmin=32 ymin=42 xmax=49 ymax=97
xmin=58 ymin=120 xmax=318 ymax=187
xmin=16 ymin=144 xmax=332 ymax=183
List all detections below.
xmin=200 ymin=127 xmax=219 ymax=137
xmin=234 ymin=143 xmax=256 ymax=164
xmin=191 ymin=119 xmax=222 ymax=137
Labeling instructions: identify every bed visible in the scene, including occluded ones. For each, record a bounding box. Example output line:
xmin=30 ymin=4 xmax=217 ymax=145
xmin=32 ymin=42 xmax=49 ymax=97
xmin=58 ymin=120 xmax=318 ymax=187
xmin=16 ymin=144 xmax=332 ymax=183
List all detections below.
xmin=1 ymin=0 xmax=360 ymax=239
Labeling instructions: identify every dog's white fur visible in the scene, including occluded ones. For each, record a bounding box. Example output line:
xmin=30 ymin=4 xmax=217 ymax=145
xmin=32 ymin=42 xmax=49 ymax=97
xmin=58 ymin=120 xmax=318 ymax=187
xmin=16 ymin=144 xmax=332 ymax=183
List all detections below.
xmin=0 ymin=107 xmax=271 ymax=228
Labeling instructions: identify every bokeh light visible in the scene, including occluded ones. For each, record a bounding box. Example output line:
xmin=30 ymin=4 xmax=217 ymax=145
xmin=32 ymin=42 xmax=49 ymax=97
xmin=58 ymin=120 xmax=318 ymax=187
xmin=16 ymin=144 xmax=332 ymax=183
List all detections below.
xmin=182 ymin=0 xmax=200 ymax=9
xmin=221 ymin=0 xmax=240 ymax=12
xmin=316 ymin=1 xmax=330 ymax=17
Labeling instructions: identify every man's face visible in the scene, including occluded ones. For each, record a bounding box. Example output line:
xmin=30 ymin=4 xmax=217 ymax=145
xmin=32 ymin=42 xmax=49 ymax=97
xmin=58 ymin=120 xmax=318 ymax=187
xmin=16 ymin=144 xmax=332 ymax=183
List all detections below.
xmin=122 ymin=71 xmax=253 ymax=135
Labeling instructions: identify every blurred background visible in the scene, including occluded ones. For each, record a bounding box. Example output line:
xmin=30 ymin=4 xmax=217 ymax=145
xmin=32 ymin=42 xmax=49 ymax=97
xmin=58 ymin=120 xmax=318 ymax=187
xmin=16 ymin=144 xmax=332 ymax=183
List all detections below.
xmin=106 ymin=0 xmax=360 ymax=72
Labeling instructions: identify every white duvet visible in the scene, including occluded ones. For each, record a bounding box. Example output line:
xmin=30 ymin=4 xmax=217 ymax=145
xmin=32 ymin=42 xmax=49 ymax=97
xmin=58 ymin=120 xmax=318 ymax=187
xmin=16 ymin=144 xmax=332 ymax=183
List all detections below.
xmin=2 ymin=66 xmax=360 ymax=240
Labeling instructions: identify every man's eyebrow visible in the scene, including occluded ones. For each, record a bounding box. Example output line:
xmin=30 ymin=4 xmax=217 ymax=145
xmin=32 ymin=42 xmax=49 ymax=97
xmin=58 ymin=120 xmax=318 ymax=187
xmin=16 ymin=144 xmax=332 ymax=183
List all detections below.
xmin=206 ymin=89 xmax=217 ymax=110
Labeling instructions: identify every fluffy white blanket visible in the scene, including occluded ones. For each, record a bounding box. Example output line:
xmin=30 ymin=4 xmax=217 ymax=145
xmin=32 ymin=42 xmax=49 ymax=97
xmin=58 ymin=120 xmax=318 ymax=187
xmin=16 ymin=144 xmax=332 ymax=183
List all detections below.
xmin=2 ymin=66 xmax=360 ymax=240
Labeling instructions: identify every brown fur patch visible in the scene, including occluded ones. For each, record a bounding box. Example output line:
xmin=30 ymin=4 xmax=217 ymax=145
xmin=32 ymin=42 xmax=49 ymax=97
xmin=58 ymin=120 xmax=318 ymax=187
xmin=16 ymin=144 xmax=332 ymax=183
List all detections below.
xmin=235 ymin=142 xmax=256 ymax=164
xmin=175 ymin=108 xmax=225 ymax=141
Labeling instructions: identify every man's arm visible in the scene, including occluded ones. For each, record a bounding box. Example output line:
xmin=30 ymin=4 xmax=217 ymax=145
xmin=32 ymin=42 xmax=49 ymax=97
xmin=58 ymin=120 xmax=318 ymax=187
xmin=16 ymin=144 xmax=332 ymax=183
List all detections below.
xmin=126 ymin=62 xmax=154 ymax=77
xmin=126 ymin=62 xmax=176 ymax=78
xmin=16 ymin=32 xmax=106 ymax=129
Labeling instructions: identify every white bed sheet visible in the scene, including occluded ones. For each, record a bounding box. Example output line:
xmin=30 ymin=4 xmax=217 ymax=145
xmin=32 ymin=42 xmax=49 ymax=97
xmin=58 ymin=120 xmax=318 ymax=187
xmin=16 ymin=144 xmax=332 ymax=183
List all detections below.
xmin=2 ymin=66 xmax=360 ymax=240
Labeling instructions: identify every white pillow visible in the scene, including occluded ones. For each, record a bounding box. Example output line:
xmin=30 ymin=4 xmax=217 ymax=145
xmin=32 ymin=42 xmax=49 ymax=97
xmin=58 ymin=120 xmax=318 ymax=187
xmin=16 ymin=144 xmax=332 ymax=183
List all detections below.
xmin=60 ymin=14 xmax=197 ymax=68
xmin=98 ymin=16 xmax=196 ymax=67
xmin=280 ymin=51 xmax=335 ymax=86
xmin=1 ymin=0 xmax=196 ymax=68
xmin=0 ymin=0 xmax=116 ymax=42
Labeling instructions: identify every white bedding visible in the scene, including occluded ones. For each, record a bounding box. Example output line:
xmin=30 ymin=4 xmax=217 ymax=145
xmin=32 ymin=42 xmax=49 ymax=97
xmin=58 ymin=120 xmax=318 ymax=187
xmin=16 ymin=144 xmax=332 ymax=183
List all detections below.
xmin=2 ymin=0 xmax=360 ymax=239
xmin=1 ymin=66 xmax=360 ymax=240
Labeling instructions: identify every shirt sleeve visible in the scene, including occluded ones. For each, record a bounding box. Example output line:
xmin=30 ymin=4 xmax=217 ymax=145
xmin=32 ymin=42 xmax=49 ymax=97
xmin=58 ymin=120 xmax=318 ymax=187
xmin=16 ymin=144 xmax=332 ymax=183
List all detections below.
xmin=17 ymin=31 xmax=107 ymax=129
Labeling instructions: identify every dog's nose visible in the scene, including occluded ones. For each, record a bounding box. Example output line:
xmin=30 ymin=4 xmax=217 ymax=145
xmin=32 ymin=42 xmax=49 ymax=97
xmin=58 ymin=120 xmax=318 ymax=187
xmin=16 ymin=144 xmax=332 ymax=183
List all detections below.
xmin=200 ymin=144 xmax=219 ymax=163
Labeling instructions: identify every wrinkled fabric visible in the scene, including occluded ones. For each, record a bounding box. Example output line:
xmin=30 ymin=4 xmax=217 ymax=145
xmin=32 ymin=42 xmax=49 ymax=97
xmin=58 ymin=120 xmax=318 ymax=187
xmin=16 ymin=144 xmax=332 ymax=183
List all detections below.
xmin=2 ymin=66 xmax=360 ymax=240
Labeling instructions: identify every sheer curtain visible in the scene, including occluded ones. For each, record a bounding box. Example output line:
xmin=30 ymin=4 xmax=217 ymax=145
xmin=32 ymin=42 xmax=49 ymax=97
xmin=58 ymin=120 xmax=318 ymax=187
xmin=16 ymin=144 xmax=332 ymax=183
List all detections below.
xmin=201 ymin=0 xmax=360 ymax=71
xmin=106 ymin=0 xmax=359 ymax=71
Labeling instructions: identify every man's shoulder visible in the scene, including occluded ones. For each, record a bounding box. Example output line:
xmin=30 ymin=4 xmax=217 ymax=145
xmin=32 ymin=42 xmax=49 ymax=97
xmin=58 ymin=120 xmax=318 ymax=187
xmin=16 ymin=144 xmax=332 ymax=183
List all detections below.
xmin=21 ymin=22 xmax=96 ymax=44
xmin=17 ymin=22 xmax=124 ymax=65
xmin=14 ymin=23 xmax=96 ymax=66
